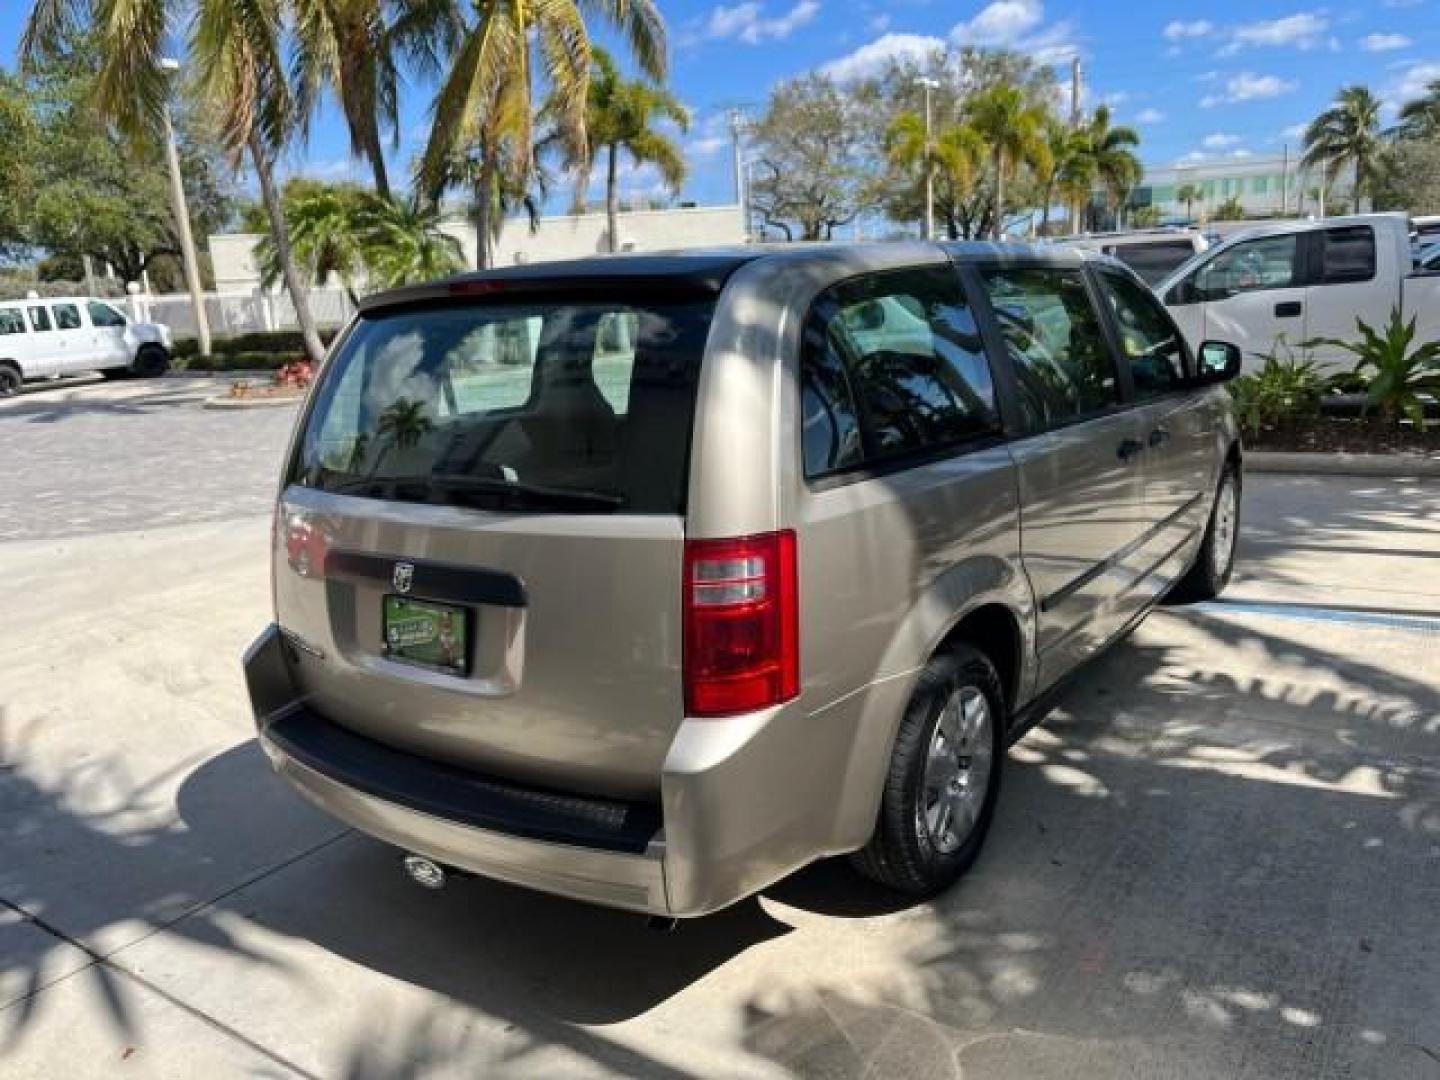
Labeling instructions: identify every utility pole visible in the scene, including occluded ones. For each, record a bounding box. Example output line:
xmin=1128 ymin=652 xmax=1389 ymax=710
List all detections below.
xmin=160 ymin=58 xmax=212 ymax=357
xmin=915 ymin=76 xmax=940 ymax=241
xmin=1280 ymin=144 xmax=1289 ymax=216
xmin=729 ymin=110 xmax=747 ymax=243
xmin=1318 ymin=157 xmax=1327 ymax=218
xmin=1070 ymin=57 xmax=1083 ymax=129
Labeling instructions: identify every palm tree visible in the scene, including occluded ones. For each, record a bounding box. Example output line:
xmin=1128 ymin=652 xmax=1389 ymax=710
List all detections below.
xmin=1033 ymin=117 xmax=1087 ymax=236
xmin=290 ymin=0 xmax=462 ymax=198
xmin=1176 ymin=182 xmax=1203 ymax=223
xmin=886 ymin=113 xmax=984 ymax=239
xmin=966 ymin=84 xmax=1047 ymax=240
xmin=425 ymin=112 xmax=546 ymax=269
xmin=255 ymin=181 xmax=371 ymax=303
xmin=418 ymin=0 xmax=666 ymax=266
xmin=1083 ymin=105 xmax=1141 ymax=229
xmin=1395 ymin=78 xmax=1440 ymax=141
xmin=23 ymin=0 xmax=327 ymax=364
xmin=571 ymin=48 xmax=687 ymax=253
xmin=1303 ymin=85 xmax=1382 ymax=212
xmin=359 ymin=195 xmax=465 ymax=287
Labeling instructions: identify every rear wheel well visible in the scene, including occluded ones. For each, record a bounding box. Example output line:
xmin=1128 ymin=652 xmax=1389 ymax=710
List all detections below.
xmin=935 ymin=603 xmax=1022 ymax=714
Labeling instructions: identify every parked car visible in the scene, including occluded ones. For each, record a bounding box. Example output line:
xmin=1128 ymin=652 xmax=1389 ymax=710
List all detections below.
xmin=1157 ymin=213 xmax=1440 ymax=372
xmin=0 ymin=295 xmax=173 ymax=395
xmin=1053 ymin=228 xmax=1210 ymax=286
xmin=244 ymin=244 xmax=1243 ymax=919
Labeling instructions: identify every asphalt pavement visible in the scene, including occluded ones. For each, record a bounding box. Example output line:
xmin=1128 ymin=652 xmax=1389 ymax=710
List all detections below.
xmin=1 ymin=377 xmax=1437 ymax=1079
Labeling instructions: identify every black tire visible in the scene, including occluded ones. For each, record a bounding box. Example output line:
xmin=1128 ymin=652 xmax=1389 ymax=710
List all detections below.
xmin=99 ymin=367 xmax=131 ymax=381
xmin=133 ymin=345 xmax=171 ymax=378
xmin=1169 ymin=464 xmax=1240 ymax=603
xmin=0 ymin=362 xmax=21 ymax=397
xmin=851 ymin=644 xmax=1005 ymax=896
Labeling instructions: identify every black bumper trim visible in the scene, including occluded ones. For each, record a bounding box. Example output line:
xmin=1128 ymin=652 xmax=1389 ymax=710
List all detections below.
xmin=264 ymin=707 xmax=662 ymax=855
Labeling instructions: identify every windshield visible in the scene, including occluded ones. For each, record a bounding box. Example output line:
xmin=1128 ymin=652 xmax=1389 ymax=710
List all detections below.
xmin=291 ymin=295 xmax=715 ymax=514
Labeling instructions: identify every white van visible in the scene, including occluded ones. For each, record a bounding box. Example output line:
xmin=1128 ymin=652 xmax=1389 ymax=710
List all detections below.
xmin=1157 ymin=213 xmax=1440 ymax=372
xmin=0 ymin=296 xmax=173 ymax=396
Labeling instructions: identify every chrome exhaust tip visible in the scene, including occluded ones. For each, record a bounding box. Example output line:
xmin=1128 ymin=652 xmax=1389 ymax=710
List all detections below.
xmin=403 ymin=854 xmax=447 ymax=890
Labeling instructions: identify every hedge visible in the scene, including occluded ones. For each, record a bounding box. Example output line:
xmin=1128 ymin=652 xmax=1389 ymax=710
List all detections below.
xmin=172 ymin=329 xmax=339 ymax=361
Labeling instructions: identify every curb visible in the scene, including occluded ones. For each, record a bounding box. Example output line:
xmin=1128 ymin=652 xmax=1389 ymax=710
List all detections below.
xmin=202 ymin=394 xmax=305 ymax=411
xmin=1245 ymin=451 xmax=1440 ymax=477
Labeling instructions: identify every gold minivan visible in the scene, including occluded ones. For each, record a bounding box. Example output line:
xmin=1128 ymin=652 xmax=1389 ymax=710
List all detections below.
xmin=245 ymin=243 xmax=1241 ymax=917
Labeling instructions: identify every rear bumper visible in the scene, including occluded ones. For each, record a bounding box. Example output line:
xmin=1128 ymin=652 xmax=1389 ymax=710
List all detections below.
xmin=245 ymin=623 xmax=842 ymax=917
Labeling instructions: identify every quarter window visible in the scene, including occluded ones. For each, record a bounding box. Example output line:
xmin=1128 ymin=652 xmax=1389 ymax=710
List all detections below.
xmin=801 ymin=266 xmax=1000 ymax=479
xmin=88 ymin=301 xmax=127 ymax=328
xmin=978 ymin=266 xmax=1119 ymax=431
xmin=1096 ymin=271 xmax=1188 ymax=398
xmin=1318 ymin=226 xmax=1376 ymax=284
xmin=0 ymin=308 xmax=25 ymax=335
xmin=1195 ymin=235 xmax=1298 ymax=299
xmin=28 ymin=306 xmax=53 ymax=332
xmin=52 ymin=303 xmax=82 ymax=330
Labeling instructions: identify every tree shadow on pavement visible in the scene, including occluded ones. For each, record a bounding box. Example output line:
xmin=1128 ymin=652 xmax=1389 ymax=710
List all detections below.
xmin=0 ymin=381 xmax=215 ymax=424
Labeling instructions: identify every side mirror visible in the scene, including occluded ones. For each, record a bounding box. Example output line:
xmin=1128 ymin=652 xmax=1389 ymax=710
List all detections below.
xmin=1195 ymin=340 xmax=1242 ymax=384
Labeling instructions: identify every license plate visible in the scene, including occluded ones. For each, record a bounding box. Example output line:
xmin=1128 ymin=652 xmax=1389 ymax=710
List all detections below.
xmin=383 ymin=595 xmax=470 ymax=676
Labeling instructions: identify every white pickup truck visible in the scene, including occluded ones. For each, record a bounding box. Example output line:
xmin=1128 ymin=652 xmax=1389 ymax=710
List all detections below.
xmin=1157 ymin=213 xmax=1440 ymax=372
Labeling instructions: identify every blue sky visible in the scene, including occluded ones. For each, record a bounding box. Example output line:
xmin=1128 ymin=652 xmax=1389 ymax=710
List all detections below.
xmin=3 ymin=0 xmax=1437 ymax=211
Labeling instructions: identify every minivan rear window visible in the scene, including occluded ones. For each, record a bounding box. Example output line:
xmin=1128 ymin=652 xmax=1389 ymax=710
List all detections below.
xmin=291 ymin=296 xmax=715 ymax=514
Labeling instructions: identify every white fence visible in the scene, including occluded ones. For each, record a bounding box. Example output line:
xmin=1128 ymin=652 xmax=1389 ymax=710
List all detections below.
xmin=128 ymin=286 xmax=357 ymax=341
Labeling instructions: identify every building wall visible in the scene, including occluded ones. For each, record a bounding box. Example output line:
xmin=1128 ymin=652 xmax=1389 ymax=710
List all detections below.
xmin=1133 ymin=156 xmax=1357 ymax=221
xmin=209 ymin=204 xmax=746 ymax=293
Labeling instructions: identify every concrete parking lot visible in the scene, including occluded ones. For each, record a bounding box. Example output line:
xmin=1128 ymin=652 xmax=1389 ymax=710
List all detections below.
xmin=2 ymin=377 xmax=1438 ymax=1078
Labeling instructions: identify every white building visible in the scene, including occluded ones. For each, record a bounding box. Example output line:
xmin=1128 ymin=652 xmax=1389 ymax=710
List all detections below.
xmin=210 ymin=203 xmax=747 ymax=293
xmin=1132 ymin=155 xmax=1357 ymax=223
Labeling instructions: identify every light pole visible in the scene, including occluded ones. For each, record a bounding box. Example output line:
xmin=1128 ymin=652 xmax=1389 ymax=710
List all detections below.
xmin=915 ymin=77 xmax=940 ymax=241
xmin=729 ymin=109 xmax=748 ymax=242
xmin=159 ymin=58 xmax=212 ymax=358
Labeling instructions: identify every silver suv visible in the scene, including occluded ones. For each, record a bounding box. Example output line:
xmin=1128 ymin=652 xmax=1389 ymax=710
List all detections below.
xmin=245 ymin=243 xmax=1242 ymax=918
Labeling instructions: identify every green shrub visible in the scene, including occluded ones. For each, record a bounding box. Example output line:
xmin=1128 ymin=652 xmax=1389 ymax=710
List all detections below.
xmin=172 ymin=328 xmax=338 ymax=361
xmin=1229 ymin=336 xmax=1326 ymax=437
xmin=1307 ymin=307 xmax=1440 ymax=430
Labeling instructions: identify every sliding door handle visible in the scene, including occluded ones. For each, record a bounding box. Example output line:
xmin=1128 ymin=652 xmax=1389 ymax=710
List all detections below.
xmin=1148 ymin=427 xmax=1170 ymax=448
xmin=1117 ymin=437 xmax=1144 ymax=462
xmin=1274 ymin=301 xmax=1303 ymax=318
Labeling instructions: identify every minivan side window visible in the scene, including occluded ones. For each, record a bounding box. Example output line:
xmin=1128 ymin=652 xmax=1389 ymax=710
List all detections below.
xmin=28 ymin=306 xmax=53 ymax=332
xmin=801 ymin=266 xmax=1000 ymax=479
xmin=1318 ymin=226 xmax=1376 ymax=284
xmin=1095 ymin=270 xmax=1188 ymax=398
xmin=0 ymin=308 xmax=25 ymax=335
xmin=52 ymin=303 xmax=82 ymax=330
xmin=1195 ymin=234 xmax=1298 ymax=300
xmin=88 ymin=301 xmax=128 ymax=328
xmin=978 ymin=266 xmax=1119 ymax=431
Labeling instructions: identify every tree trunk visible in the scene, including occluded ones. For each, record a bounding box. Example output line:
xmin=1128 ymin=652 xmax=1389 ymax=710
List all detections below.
xmin=1039 ymin=178 xmax=1053 ymax=236
xmin=249 ymin=131 xmax=325 ymax=365
xmin=474 ymin=172 xmax=492 ymax=270
xmin=992 ymin=150 xmax=1005 ymax=240
xmin=606 ymin=143 xmax=620 ymax=253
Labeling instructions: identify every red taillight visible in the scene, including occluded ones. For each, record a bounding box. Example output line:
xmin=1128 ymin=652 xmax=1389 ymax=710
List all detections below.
xmin=683 ymin=531 xmax=799 ymax=717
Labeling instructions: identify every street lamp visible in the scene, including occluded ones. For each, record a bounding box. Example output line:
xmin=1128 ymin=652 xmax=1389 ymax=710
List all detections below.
xmin=914 ymin=77 xmax=940 ymax=241
xmin=159 ymin=58 xmax=212 ymax=358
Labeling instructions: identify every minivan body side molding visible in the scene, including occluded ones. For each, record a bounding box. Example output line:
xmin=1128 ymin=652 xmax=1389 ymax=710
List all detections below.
xmin=1040 ymin=493 xmax=1204 ymax=614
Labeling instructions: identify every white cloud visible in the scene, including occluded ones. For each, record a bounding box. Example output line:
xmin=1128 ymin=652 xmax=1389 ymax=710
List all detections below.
xmin=957 ymin=0 xmax=1043 ymax=44
xmin=1175 ymin=148 xmax=1257 ymax=164
xmin=819 ymin=32 xmax=945 ymax=81
xmin=1279 ymin=122 xmax=1307 ymax=141
xmin=1201 ymin=72 xmax=1299 ymax=106
xmin=867 ymin=12 xmax=891 ymax=32
xmin=1390 ymin=61 xmax=1440 ymax=103
xmin=949 ymin=1 xmax=1076 ymax=63
xmin=1360 ymin=32 xmax=1412 ymax=52
xmin=703 ymin=0 xmax=820 ymax=44
xmin=1164 ymin=20 xmax=1214 ymax=40
xmin=1202 ymin=132 xmax=1242 ymax=148
xmin=1135 ymin=107 xmax=1166 ymax=123
xmin=1221 ymin=12 xmax=1329 ymax=55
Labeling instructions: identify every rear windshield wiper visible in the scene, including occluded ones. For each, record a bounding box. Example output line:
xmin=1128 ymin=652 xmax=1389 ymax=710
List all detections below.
xmin=329 ymin=474 xmax=626 ymax=511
